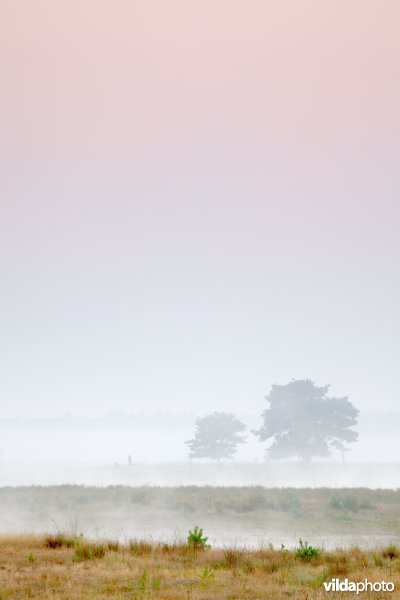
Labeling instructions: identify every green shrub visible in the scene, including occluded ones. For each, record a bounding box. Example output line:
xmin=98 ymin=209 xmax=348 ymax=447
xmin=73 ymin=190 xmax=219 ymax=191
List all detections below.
xmin=200 ymin=566 xmax=215 ymax=584
xmin=295 ymin=539 xmax=321 ymax=561
xmin=187 ymin=526 xmax=210 ymax=549
xmin=137 ymin=570 xmax=150 ymax=592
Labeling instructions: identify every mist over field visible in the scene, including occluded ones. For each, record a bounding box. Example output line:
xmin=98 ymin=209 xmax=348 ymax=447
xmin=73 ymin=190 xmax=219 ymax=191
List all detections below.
xmin=2 ymin=409 xmax=399 ymax=546
xmin=1 ymin=411 xmax=400 ymax=490
xmin=0 ymin=3 xmax=399 ymax=596
xmin=0 ymin=410 xmax=400 ymax=468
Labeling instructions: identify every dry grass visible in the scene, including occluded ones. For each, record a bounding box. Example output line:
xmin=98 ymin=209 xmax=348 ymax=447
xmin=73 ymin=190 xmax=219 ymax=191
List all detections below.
xmin=0 ymin=534 xmax=399 ymax=598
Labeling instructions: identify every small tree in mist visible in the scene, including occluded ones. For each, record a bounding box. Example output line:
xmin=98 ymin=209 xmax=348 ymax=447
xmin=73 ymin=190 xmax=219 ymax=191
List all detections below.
xmin=253 ymin=379 xmax=359 ymax=462
xmin=186 ymin=412 xmax=246 ymax=461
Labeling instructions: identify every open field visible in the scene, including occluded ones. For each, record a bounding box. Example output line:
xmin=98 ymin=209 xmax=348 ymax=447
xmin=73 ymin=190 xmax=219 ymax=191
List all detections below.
xmin=1 ymin=486 xmax=400 ymax=548
xmin=1 ymin=533 xmax=400 ymax=599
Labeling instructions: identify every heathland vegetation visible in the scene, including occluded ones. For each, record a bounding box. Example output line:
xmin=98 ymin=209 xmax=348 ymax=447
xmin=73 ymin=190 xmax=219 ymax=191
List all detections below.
xmin=1 ymin=533 xmax=399 ymax=598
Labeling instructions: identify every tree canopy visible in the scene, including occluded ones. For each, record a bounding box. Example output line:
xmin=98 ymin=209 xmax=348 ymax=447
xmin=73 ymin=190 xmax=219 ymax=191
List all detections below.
xmin=186 ymin=412 xmax=246 ymax=460
xmin=253 ymin=379 xmax=359 ymax=461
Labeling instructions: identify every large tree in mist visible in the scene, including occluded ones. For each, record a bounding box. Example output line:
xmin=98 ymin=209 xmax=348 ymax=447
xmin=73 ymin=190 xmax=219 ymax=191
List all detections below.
xmin=186 ymin=412 xmax=246 ymax=460
xmin=253 ymin=379 xmax=359 ymax=462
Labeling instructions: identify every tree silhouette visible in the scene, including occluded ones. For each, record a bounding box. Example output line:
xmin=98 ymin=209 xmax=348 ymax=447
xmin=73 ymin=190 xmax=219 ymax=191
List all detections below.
xmin=253 ymin=379 xmax=359 ymax=461
xmin=186 ymin=412 xmax=246 ymax=460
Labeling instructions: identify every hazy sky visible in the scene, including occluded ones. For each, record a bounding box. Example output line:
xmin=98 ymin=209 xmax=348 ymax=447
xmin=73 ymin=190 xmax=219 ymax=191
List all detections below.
xmin=1 ymin=1 xmax=399 ymax=417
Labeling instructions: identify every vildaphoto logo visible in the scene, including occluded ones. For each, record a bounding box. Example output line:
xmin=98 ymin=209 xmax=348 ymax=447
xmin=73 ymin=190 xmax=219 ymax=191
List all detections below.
xmin=324 ymin=578 xmax=395 ymax=594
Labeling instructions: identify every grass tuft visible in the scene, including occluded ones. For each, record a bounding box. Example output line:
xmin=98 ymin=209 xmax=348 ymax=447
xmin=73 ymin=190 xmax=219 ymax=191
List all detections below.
xmin=72 ymin=542 xmax=107 ymax=562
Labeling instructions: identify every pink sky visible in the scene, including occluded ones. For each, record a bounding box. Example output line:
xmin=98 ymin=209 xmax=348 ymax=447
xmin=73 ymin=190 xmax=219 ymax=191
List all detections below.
xmin=0 ymin=2 xmax=399 ymax=417
xmin=1 ymin=1 xmax=399 ymax=170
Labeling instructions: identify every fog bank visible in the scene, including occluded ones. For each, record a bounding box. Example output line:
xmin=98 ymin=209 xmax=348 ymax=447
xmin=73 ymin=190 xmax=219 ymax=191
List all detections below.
xmin=1 ymin=462 xmax=400 ymax=489
xmin=0 ymin=412 xmax=398 ymax=466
